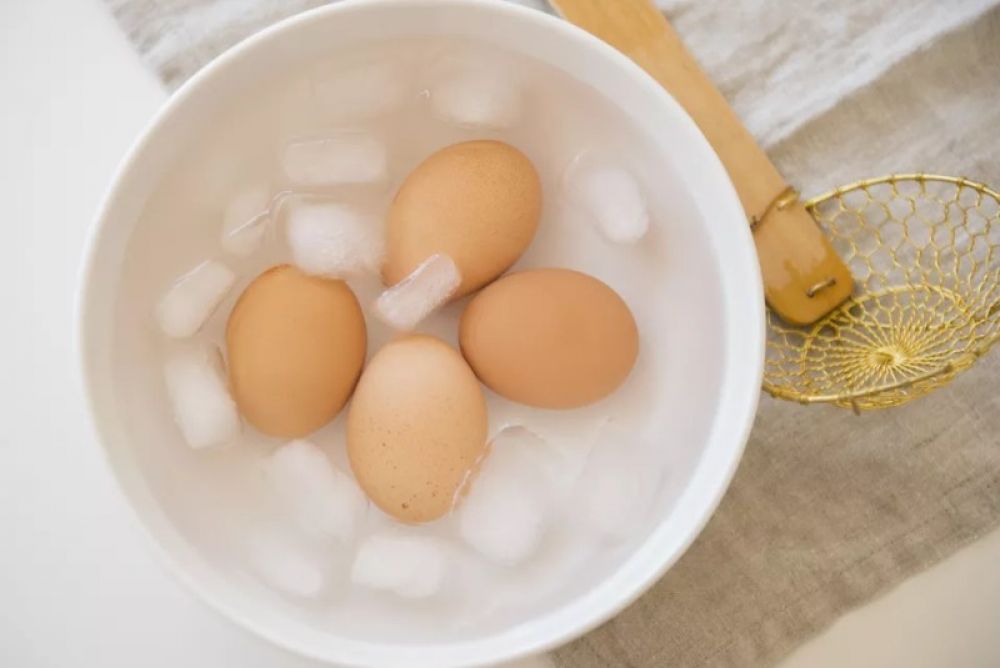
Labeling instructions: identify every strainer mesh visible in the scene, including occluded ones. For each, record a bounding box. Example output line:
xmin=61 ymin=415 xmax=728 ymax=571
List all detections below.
xmin=764 ymin=175 xmax=1000 ymax=409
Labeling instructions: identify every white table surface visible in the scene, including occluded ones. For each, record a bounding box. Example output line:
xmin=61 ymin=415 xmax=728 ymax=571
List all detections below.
xmin=3 ymin=1 xmax=1000 ymax=666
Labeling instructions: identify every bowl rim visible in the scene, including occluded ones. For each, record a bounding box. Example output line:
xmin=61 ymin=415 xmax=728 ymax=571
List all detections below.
xmin=76 ymin=0 xmax=764 ymax=665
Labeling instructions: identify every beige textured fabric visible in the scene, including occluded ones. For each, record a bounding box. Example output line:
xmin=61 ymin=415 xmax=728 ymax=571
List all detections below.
xmin=102 ymin=1 xmax=1000 ymax=665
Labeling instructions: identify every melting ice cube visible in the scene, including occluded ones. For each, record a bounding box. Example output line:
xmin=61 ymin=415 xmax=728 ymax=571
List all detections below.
xmin=571 ymin=422 xmax=660 ymax=542
xmin=564 ymin=157 xmax=649 ymax=244
xmin=281 ymin=132 xmax=387 ymax=188
xmin=350 ymin=532 xmax=451 ymax=599
xmin=285 ymin=197 xmax=382 ymax=278
xmin=163 ymin=343 xmax=239 ymax=449
xmin=312 ymin=57 xmax=409 ymax=122
xmin=457 ymin=427 xmax=554 ymax=565
xmin=262 ymin=439 xmax=367 ymax=544
xmin=154 ymin=260 xmax=236 ymax=338
xmin=374 ymin=253 xmax=460 ymax=331
xmin=246 ymin=528 xmax=327 ymax=599
xmin=427 ymin=55 xmax=523 ymax=129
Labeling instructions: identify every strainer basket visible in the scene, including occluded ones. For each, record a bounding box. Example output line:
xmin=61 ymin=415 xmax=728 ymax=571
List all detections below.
xmin=764 ymin=174 xmax=1000 ymax=410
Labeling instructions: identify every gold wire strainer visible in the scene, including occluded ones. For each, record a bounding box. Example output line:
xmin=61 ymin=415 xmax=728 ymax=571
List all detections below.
xmin=764 ymin=174 xmax=1000 ymax=411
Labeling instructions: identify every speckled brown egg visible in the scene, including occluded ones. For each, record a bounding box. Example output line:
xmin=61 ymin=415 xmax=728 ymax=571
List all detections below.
xmin=226 ymin=265 xmax=366 ymax=438
xmin=459 ymin=268 xmax=639 ymax=409
xmin=382 ymin=140 xmax=542 ymax=297
xmin=347 ymin=335 xmax=488 ymax=523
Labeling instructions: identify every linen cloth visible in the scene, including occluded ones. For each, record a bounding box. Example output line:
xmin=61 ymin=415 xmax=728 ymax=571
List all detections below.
xmin=102 ymin=0 xmax=1000 ymax=665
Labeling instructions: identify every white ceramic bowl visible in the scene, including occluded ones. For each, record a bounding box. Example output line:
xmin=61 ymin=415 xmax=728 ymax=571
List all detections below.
xmin=77 ymin=1 xmax=763 ymax=666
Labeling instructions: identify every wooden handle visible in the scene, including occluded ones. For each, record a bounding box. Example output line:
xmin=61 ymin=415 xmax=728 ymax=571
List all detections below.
xmin=550 ymin=0 xmax=852 ymax=325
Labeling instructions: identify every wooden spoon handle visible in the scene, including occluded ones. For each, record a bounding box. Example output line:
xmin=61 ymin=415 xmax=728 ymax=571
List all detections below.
xmin=550 ymin=0 xmax=852 ymax=325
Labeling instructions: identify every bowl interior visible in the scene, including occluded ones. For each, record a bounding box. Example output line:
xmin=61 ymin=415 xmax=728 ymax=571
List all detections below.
xmin=79 ymin=1 xmax=762 ymax=665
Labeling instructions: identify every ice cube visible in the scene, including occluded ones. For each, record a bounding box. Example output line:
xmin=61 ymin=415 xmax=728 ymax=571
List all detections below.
xmin=565 ymin=159 xmax=649 ymax=244
xmin=350 ymin=532 xmax=450 ymax=598
xmin=285 ymin=198 xmax=382 ymax=278
xmin=312 ymin=58 xmax=408 ymax=121
xmin=163 ymin=344 xmax=239 ymax=449
xmin=246 ymin=528 xmax=327 ymax=599
xmin=374 ymin=253 xmax=460 ymax=331
xmin=490 ymin=423 xmax=586 ymax=504
xmin=281 ymin=132 xmax=387 ymax=187
xmin=154 ymin=260 xmax=236 ymax=338
xmin=572 ymin=424 xmax=659 ymax=542
xmin=263 ymin=439 xmax=367 ymax=544
xmin=221 ymin=183 xmax=271 ymax=256
xmin=428 ymin=56 xmax=522 ymax=129
xmin=457 ymin=427 xmax=550 ymax=565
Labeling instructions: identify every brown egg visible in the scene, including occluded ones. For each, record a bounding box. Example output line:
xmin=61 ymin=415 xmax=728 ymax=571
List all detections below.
xmin=347 ymin=335 xmax=488 ymax=523
xmin=226 ymin=265 xmax=366 ymax=437
xmin=459 ymin=268 xmax=639 ymax=409
xmin=383 ymin=140 xmax=542 ymax=298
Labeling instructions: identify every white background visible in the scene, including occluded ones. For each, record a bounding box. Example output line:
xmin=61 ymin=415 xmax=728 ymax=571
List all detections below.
xmin=2 ymin=1 xmax=1000 ymax=666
